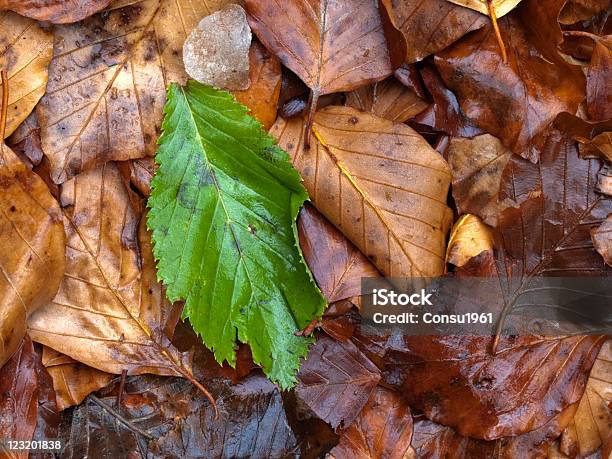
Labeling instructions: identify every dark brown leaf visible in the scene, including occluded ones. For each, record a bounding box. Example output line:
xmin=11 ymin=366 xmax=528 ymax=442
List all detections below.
xmin=298 ymin=204 xmax=379 ymax=304
xmin=245 ymin=0 xmax=393 ymax=109
xmin=330 ymin=387 xmax=413 ymax=459
xmin=435 ymin=2 xmax=586 ymax=161
xmin=587 ymin=40 xmax=612 ymax=121
xmin=0 ymin=336 xmax=39 ymax=458
xmin=379 ymin=0 xmax=487 ymax=64
xmin=296 ymin=335 xmax=381 ymax=430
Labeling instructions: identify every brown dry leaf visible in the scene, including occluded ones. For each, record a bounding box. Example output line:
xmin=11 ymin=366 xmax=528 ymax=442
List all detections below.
xmin=296 ymin=335 xmax=381 ymax=430
xmin=27 ymin=163 xmax=203 ymax=392
xmin=183 ymin=4 xmax=252 ymax=91
xmin=233 ymin=41 xmax=281 ymax=130
xmin=271 ymin=106 xmax=453 ymax=278
xmin=330 ymin=387 xmax=413 ymax=459
xmin=446 ymin=0 xmax=523 ymax=17
xmin=245 ymin=0 xmax=393 ymax=114
xmin=37 ymin=0 xmax=235 ymax=184
xmin=435 ymin=2 xmax=586 ymax=162
xmin=592 ymin=214 xmax=612 ymax=266
xmin=379 ymin=0 xmax=488 ymax=64
xmin=447 ymin=134 xmax=512 ymax=226
xmin=0 ymin=0 xmax=111 ymax=24
xmin=345 ymin=77 xmax=428 ymax=123
xmin=446 ymin=214 xmax=494 ymax=267
xmin=41 ymin=346 xmax=113 ymax=411
xmin=298 ymin=204 xmax=379 ymax=304
xmin=0 ymin=12 xmax=53 ymax=139
xmin=0 ymin=140 xmax=65 ymax=368
xmin=559 ymin=340 xmax=612 ymax=457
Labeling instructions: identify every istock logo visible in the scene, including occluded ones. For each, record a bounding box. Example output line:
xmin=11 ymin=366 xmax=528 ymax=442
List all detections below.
xmin=372 ymin=288 xmax=433 ymax=306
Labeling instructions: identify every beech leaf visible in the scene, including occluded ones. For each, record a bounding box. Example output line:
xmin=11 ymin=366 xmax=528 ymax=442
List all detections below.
xmin=148 ymin=82 xmax=326 ymax=389
xmin=0 ymin=0 xmax=110 ymax=24
xmin=0 ymin=139 xmax=65 ymax=367
xmin=446 ymin=214 xmax=494 ymax=268
xmin=0 ymin=12 xmax=53 ymax=139
xmin=37 ymin=0 xmax=238 ymax=184
xmin=446 ymin=0 xmax=523 ymax=17
xmin=271 ymin=106 xmax=453 ymax=278
xmin=245 ymin=0 xmax=393 ymax=114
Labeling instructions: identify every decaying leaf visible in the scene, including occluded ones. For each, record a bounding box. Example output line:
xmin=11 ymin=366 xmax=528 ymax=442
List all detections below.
xmin=0 ymin=12 xmax=53 ymax=139
xmin=42 ymin=346 xmax=114 ymax=411
xmin=37 ymin=0 xmax=235 ymax=184
xmin=447 ymin=134 xmax=512 ymax=226
xmin=330 ymin=387 xmax=413 ymax=459
xmin=0 ymin=0 xmax=111 ymax=24
xmin=0 ymin=336 xmax=38 ymax=459
xmin=587 ymin=40 xmax=612 ymax=121
xmin=27 ymin=163 xmax=207 ymax=398
xmin=413 ymin=65 xmax=483 ymax=138
xmin=560 ymin=0 xmax=612 ymax=24
xmin=0 ymin=139 xmax=65 ymax=367
xmin=407 ymin=405 xmax=578 ymax=458
xmin=296 ymin=335 xmax=381 ymax=430
xmin=245 ymin=0 xmax=393 ymax=115
xmin=592 ymin=214 xmax=612 ymax=267
xmin=298 ymin=204 xmax=379 ymax=304
xmin=559 ymin=340 xmax=612 ymax=457
xmin=385 ymin=334 xmax=604 ymax=440
xmin=446 ymin=0 xmax=523 ymax=17
xmin=183 ymin=4 xmax=252 ymax=91
xmin=446 ymin=214 xmax=494 ymax=267
xmin=345 ymin=77 xmax=428 ymax=123
xmin=271 ymin=106 xmax=453 ymax=278
xmin=233 ymin=41 xmax=281 ymax=130
xmin=435 ymin=5 xmax=586 ymax=161
xmin=379 ymin=0 xmax=487 ymax=64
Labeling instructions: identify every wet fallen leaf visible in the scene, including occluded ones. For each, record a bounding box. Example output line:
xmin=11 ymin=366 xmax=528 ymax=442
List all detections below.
xmin=385 ymin=334 xmax=604 ymax=440
xmin=271 ymin=106 xmax=453 ymax=278
xmin=592 ymin=214 xmax=612 ymax=266
xmin=298 ymin=204 xmax=380 ymax=304
xmin=42 ymin=346 xmax=114 ymax=411
xmin=27 ymin=164 xmax=207 ymax=396
xmin=447 ymin=134 xmax=512 ymax=226
xmin=0 ymin=138 xmax=65 ymax=367
xmin=330 ymin=387 xmax=413 ymax=459
xmin=408 ymin=405 xmax=577 ymax=459
xmin=446 ymin=214 xmax=494 ymax=267
xmin=233 ymin=41 xmax=282 ymax=130
xmin=413 ymin=64 xmax=483 ymax=138
xmin=37 ymin=0 xmax=235 ymax=184
xmin=296 ymin=335 xmax=381 ymax=430
xmin=345 ymin=77 xmax=428 ymax=123
xmin=0 ymin=336 xmax=38 ymax=459
xmin=0 ymin=0 xmax=111 ymax=24
xmin=435 ymin=3 xmax=586 ymax=161
xmin=183 ymin=4 xmax=252 ymax=91
xmin=559 ymin=340 xmax=612 ymax=457
xmin=446 ymin=0 xmax=523 ymax=17
xmin=379 ymin=0 xmax=487 ymax=64
xmin=560 ymin=0 xmax=612 ymax=24
xmin=0 ymin=12 xmax=53 ymax=139
xmin=245 ymin=0 xmax=393 ymax=116
xmin=7 ymin=113 xmax=44 ymax=167
xmin=587 ymin=40 xmax=612 ymax=121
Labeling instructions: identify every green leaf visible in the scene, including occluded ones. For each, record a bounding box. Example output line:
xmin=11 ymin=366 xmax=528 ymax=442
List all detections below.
xmin=148 ymin=81 xmax=326 ymax=388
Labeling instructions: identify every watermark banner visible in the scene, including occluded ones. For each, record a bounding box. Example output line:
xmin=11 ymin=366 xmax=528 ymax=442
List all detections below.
xmin=360 ymin=277 xmax=612 ymax=336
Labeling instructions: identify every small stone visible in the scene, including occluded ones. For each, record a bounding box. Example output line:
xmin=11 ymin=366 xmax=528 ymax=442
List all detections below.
xmin=183 ymin=4 xmax=252 ymax=91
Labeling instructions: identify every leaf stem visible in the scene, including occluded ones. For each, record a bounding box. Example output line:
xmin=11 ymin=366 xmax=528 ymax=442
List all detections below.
xmin=1 ymin=70 xmax=8 ymax=140
xmin=89 ymin=395 xmax=154 ymax=440
xmin=487 ymin=0 xmax=507 ymax=64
